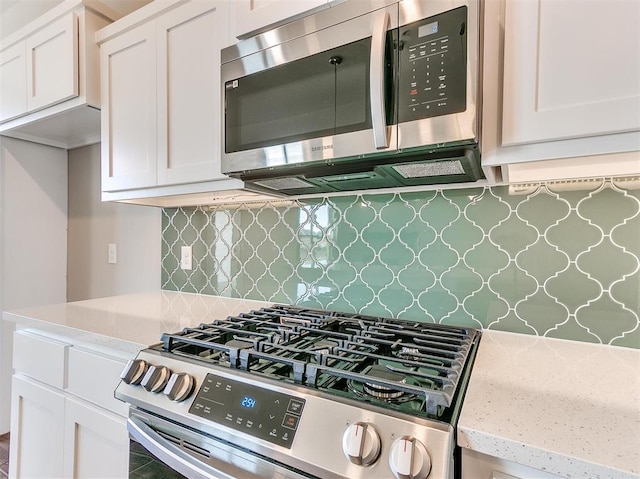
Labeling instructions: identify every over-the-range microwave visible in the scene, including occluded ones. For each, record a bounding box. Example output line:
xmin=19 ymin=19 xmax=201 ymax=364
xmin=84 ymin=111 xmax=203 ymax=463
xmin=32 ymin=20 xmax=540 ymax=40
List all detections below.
xmin=221 ymin=0 xmax=482 ymax=195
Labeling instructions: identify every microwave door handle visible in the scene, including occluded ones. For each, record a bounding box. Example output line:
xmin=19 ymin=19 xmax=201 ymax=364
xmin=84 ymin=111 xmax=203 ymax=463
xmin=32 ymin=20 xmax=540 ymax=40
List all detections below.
xmin=370 ymin=10 xmax=390 ymax=150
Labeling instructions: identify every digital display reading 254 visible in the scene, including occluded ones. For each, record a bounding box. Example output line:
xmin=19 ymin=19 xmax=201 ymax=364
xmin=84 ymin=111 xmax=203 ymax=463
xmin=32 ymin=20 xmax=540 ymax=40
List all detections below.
xmin=241 ymin=396 xmax=257 ymax=409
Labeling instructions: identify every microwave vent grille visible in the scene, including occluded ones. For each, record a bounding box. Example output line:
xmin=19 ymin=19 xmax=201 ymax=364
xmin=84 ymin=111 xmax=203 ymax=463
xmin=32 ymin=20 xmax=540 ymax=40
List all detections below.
xmin=393 ymin=160 xmax=465 ymax=178
xmin=253 ymin=177 xmax=312 ymax=191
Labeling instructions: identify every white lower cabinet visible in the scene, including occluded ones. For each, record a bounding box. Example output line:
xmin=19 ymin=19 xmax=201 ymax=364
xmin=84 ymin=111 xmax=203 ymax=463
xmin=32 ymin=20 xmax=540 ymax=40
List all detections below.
xmin=462 ymin=448 xmax=563 ymax=479
xmin=9 ymin=330 xmax=132 ymax=479
xmin=63 ymin=396 xmax=129 ymax=479
xmin=9 ymin=375 xmax=66 ymax=479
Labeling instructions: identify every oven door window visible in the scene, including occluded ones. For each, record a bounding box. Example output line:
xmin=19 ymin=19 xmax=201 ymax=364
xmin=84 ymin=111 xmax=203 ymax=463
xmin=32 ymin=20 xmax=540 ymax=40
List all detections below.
xmin=225 ymin=38 xmax=373 ymax=154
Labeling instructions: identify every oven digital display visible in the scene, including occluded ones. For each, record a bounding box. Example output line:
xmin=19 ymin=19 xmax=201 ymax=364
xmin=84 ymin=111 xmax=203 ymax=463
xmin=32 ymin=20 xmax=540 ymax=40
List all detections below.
xmin=240 ymin=396 xmax=257 ymax=409
xmin=188 ymin=373 xmax=305 ymax=449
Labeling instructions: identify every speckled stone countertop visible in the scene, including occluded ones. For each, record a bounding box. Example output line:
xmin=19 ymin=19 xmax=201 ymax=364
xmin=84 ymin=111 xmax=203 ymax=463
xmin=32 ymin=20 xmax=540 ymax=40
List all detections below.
xmin=2 ymin=291 xmax=270 ymax=354
xmin=6 ymin=294 xmax=639 ymax=477
xmin=458 ymin=330 xmax=640 ymax=478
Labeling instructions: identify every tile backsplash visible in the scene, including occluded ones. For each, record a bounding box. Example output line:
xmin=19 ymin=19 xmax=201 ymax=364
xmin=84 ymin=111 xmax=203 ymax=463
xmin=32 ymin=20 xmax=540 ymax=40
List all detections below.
xmin=162 ymin=178 xmax=640 ymax=348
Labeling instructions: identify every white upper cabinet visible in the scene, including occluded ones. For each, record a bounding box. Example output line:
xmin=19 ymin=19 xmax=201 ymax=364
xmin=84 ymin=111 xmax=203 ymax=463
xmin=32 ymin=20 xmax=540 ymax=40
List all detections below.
xmin=25 ymin=13 xmax=79 ymax=112
xmin=98 ymin=0 xmax=258 ymax=205
xmin=0 ymin=0 xmax=119 ymax=149
xmin=100 ymin=23 xmax=157 ymax=191
xmin=232 ymin=0 xmax=329 ymax=39
xmin=502 ymin=0 xmax=640 ymax=146
xmin=0 ymin=43 xmax=27 ymax=122
xmin=481 ymin=0 xmax=640 ymax=182
xmin=156 ymin=1 xmax=230 ymax=186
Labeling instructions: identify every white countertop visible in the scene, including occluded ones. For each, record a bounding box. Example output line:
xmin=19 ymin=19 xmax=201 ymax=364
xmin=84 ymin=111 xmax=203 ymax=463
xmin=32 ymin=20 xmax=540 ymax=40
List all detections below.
xmin=458 ymin=330 xmax=640 ymax=479
xmin=4 ymin=293 xmax=639 ymax=476
xmin=2 ymin=291 xmax=270 ymax=354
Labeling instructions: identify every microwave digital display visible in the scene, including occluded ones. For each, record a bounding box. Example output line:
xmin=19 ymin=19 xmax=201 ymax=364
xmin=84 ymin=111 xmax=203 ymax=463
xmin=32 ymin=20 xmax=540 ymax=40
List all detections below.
xmin=419 ymin=21 xmax=438 ymax=37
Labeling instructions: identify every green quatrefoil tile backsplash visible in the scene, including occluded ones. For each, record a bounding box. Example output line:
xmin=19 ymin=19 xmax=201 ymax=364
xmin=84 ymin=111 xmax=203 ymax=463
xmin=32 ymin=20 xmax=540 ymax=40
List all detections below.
xmin=162 ymin=178 xmax=640 ymax=348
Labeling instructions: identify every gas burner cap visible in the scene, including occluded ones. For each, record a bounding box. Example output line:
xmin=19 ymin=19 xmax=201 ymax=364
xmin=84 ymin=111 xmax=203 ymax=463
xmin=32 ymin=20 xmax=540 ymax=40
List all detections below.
xmin=363 ymin=364 xmax=407 ymax=398
xmin=363 ymin=381 xmax=406 ymax=400
xmin=349 ymin=364 xmax=416 ymax=403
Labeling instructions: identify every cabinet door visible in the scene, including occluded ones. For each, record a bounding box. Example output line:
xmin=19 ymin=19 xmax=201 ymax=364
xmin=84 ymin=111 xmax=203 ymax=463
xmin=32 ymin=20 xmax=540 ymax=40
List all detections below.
xmin=502 ymin=0 xmax=640 ymax=146
xmin=101 ymin=23 xmax=157 ymax=192
xmin=233 ymin=0 xmax=328 ymax=39
xmin=0 ymin=42 xmax=27 ymax=122
xmin=63 ymin=396 xmax=129 ymax=479
xmin=156 ymin=0 xmax=230 ymax=186
xmin=462 ymin=449 xmax=565 ymax=479
xmin=9 ymin=375 xmax=66 ymax=479
xmin=25 ymin=12 xmax=79 ymax=112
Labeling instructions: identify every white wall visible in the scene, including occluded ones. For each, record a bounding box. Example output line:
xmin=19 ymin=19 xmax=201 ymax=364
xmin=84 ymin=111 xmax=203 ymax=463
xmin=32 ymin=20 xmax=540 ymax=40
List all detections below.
xmin=67 ymin=143 xmax=161 ymax=301
xmin=0 ymin=137 xmax=68 ymax=433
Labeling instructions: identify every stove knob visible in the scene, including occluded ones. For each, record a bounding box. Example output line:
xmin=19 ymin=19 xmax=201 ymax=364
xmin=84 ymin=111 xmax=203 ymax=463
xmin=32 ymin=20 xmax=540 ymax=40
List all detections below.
xmin=342 ymin=422 xmax=381 ymax=466
xmin=120 ymin=359 xmax=148 ymax=385
xmin=389 ymin=436 xmax=431 ymax=479
xmin=163 ymin=372 xmax=194 ymax=402
xmin=141 ymin=365 xmax=172 ymax=393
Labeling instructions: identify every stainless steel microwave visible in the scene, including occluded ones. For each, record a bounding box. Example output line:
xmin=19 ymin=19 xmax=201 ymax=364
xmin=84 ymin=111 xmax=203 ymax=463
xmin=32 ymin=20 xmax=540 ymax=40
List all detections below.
xmin=221 ymin=0 xmax=482 ymax=195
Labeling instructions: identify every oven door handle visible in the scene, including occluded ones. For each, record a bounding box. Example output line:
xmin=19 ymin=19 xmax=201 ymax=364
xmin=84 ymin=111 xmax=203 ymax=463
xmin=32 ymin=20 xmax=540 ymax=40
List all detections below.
xmin=370 ymin=10 xmax=390 ymax=150
xmin=128 ymin=416 xmax=232 ymax=479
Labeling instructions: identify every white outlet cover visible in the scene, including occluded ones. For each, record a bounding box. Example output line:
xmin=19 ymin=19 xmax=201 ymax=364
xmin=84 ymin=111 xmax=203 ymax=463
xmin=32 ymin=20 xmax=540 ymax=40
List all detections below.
xmin=180 ymin=245 xmax=192 ymax=270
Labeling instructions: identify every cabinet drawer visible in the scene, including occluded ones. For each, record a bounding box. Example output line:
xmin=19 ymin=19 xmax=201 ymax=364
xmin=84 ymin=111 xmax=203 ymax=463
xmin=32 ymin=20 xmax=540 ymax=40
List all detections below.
xmin=13 ymin=330 xmax=70 ymax=389
xmin=67 ymin=347 xmax=129 ymax=417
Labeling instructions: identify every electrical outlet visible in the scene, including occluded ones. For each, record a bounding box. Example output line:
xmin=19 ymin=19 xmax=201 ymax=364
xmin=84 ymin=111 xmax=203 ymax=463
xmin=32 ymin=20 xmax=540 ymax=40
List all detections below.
xmin=108 ymin=243 xmax=117 ymax=264
xmin=180 ymin=245 xmax=192 ymax=270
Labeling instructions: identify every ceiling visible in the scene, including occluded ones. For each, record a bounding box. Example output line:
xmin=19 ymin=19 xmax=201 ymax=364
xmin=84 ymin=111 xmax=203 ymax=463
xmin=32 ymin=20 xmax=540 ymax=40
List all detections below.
xmin=0 ymin=0 xmax=153 ymax=40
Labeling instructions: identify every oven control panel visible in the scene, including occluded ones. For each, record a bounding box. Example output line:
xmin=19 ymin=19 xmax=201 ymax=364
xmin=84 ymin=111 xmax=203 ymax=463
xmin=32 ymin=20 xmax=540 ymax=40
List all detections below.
xmin=189 ymin=373 xmax=305 ymax=449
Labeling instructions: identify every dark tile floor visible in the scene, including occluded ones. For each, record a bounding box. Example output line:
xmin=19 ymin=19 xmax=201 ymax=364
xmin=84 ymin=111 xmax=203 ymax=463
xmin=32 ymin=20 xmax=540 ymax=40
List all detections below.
xmin=0 ymin=433 xmax=9 ymax=478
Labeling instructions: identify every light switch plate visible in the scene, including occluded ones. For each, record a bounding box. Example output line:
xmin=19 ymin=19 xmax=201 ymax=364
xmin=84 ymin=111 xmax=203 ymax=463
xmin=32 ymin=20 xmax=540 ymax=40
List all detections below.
xmin=108 ymin=243 xmax=117 ymax=264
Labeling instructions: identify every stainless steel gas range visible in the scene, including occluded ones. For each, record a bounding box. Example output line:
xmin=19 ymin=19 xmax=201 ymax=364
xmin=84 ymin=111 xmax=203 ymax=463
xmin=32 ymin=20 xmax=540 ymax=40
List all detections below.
xmin=116 ymin=305 xmax=481 ymax=479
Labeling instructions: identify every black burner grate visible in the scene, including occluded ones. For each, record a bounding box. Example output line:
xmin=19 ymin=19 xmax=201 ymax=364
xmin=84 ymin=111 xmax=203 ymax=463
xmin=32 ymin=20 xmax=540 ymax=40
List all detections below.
xmin=158 ymin=305 xmax=480 ymax=417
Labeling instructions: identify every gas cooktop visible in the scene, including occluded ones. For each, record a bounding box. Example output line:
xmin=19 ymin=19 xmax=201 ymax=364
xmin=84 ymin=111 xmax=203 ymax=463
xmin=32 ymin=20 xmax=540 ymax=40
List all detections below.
xmin=157 ymin=305 xmax=479 ymax=419
xmin=117 ymin=305 xmax=481 ymax=479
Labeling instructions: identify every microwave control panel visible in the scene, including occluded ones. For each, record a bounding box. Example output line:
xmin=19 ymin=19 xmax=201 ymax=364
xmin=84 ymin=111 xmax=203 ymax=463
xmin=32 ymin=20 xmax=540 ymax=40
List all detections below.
xmin=398 ymin=6 xmax=467 ymax=123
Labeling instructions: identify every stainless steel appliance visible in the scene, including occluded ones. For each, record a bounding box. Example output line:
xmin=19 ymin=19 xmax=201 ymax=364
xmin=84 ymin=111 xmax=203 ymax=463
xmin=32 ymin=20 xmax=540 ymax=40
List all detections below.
xmin=116 ymin=305 xmax=480 ymax=479
xmin=221 ymin=0 xmax=483 ymax=195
